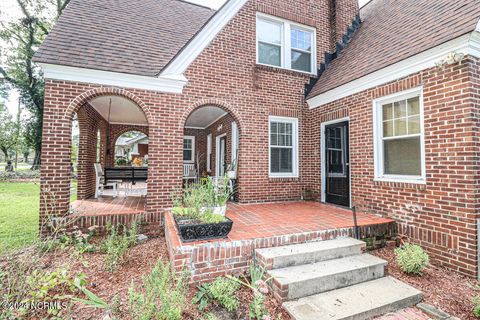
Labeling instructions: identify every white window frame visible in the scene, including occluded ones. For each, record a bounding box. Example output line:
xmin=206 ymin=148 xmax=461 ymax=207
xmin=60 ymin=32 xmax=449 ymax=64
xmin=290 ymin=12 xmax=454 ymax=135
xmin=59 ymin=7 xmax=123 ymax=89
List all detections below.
xmin=268 ymin=116 xmax=299 ymax=178
xmin=373 ymin=87 xmax=426 ymax=184
xmin=256 ymin=13 xmax=317 ymax=75
xmin=183 ymin=136 xmax=195 ymax=163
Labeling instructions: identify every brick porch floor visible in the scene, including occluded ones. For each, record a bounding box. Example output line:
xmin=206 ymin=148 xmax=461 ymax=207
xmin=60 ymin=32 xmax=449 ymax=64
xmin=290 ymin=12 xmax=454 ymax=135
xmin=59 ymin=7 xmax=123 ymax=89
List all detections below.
xmin=71 ymin=196 xmax=146 ymax=215
xmin=227 ymin=201 xmax=393 ymax=241
xmin=165 ymin=201 xmax=396 ymax=283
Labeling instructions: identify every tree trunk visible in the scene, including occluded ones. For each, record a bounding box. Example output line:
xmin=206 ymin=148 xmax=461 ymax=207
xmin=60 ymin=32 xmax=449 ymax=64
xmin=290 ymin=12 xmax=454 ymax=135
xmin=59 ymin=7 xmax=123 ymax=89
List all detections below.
xmin=31 ymin=147 xmax=41 ymax=170
xmin=1 ymin=147 xmax=9 ymax=161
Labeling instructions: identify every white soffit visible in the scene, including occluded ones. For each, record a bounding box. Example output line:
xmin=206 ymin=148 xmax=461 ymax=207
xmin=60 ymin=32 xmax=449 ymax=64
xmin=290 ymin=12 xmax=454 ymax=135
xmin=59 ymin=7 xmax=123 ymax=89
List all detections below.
xmin=185 ymin=106 xmax=227 ymax=128
xmin=38 ymin=63 xmax=187 ymax=93
xmin=90 ymin=96 xmax=148 ymax=125
xmin=160 ymin=0 xmax=248 ymax=76
xmin=307 ymin=32 xmax=480 ymax=109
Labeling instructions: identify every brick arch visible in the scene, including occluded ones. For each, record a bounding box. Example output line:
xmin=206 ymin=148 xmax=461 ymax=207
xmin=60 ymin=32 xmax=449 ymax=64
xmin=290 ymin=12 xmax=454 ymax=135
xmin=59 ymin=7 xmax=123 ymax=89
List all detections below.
xmin=65 ymin=87 xmax=152 ymax=125
xmin=180 ymin=98 xmax=244 ymax=134
xmin=111 ymin=125 xmax=149 ymax=147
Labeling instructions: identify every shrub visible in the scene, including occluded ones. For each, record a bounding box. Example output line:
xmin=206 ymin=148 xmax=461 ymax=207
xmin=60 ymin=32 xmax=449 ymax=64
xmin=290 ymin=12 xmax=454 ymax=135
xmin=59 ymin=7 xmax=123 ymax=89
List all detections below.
xmin=249 ymin=294 xmax=269 ymax=320
xmin=101 ymin=223 xmax=138 ymax=272
xmin=394 ymin=243 xmax=429 ymax=275
xmin=0 ymin=170 xmax=40 ymax=181
xmin=128 ymin=260 xmax=188 ymax=320
xmin=193 ymin=277 xmax=240 ymax=313
xmin=115 ymin=157 xmax=128 ymax=166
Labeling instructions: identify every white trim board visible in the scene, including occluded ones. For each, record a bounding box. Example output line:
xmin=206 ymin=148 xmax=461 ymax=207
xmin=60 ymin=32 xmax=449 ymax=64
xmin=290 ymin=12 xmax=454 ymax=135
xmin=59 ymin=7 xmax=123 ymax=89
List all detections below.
xmin=160 ymin=0 xmax=248 ymax=76
xmin=215 ymin=133 xmax=227 ymax=176
xmin=38 ymin=63 xmax=187 ymax=93
xmin=308 ymin=32 xmax=480 ymax=109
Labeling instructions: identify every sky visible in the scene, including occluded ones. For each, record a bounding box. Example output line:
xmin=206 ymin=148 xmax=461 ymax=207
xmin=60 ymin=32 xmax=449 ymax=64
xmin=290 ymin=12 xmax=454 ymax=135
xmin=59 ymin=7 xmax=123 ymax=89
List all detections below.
xmin=1 ymin=0 xmax=369 ymax=116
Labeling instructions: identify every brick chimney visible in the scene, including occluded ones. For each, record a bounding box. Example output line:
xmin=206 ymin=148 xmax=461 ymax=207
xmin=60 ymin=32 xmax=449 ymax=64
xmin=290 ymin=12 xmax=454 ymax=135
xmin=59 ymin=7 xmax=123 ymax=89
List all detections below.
xmin=330 ymin=0 xmax=359 ymax=44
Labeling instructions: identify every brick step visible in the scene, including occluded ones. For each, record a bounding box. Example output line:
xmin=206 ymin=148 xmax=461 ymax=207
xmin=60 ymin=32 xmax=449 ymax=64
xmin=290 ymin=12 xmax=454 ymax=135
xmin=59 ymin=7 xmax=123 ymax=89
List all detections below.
xmin=256 ymin=237 xmax=366 ymax=270
xmin=283 ymin=276 xmax=423 ymax=320
xmin=267 ymin=253 xmax=387 ymax=301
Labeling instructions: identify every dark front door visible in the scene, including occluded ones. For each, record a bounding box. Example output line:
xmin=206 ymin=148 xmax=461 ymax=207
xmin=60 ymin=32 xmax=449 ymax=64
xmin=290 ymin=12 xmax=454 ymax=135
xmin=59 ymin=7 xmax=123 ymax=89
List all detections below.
xmin=325 ymin=121 xmax=350 ymax=207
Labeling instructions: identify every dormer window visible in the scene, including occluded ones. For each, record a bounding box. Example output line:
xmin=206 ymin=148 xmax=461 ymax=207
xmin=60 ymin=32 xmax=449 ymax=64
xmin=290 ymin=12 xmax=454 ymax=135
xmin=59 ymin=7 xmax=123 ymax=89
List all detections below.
xmin=256 ymin=13 xmax=316 ymax=74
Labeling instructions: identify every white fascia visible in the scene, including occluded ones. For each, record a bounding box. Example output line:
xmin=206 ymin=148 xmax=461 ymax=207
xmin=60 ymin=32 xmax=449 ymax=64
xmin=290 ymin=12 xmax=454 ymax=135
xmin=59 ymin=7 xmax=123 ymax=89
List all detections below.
xmin=160 ymin=0 xmax=247 ymax=76
xmin=38 ymin=63 xmax=187 ymax=93
xmin=308 ymin=31 xmax=480 ymax=109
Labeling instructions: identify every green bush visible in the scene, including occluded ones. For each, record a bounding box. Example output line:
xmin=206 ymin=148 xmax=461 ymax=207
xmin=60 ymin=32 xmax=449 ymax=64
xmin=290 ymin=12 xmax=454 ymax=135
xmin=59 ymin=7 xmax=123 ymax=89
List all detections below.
xmin=101 ymin=223 xmax=138 ymax=272
xmin=249 ymin=294 xmax=268 ymax=320
xmin=394 ymin=243 xmax=429 ymax=275
xmin=128 ymin=260 xmax=188 ymax=320
xmin=0 ymin=170 xmax=40 ymax=181
xmin=193 ymin=277 xmax=240 ymax=313
xmin=115 ymin=157 xmax=128 ymax=166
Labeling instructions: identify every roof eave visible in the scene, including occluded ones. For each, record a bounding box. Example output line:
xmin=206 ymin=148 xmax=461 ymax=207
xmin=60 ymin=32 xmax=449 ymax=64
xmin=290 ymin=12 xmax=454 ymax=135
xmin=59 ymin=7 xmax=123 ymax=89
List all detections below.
xmin=307 ymin=32 xmax=480 ymax=109
xmin=38 ymin=63 xmax=188 ymax=93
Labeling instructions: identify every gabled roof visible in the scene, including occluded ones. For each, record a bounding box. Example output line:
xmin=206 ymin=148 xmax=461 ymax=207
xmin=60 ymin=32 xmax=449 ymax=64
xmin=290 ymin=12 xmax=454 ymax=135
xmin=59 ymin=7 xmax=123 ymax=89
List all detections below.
xmin=34 ymin=0 xmax=215 ymax=77
xmin=307 ymin=0 xmax=480 ymax=100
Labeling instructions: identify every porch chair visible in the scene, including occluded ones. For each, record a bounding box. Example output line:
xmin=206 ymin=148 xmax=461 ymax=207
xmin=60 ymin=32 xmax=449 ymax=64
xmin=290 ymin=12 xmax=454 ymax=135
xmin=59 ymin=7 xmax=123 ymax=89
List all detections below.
xmin=94 ymin=163 xmax=120 ymax=198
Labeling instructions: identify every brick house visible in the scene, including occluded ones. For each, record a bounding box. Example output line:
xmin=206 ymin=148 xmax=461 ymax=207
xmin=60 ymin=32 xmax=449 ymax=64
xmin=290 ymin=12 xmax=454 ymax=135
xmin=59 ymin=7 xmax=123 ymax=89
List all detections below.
xmin=34 ymin=0 xmax=480 ymax=280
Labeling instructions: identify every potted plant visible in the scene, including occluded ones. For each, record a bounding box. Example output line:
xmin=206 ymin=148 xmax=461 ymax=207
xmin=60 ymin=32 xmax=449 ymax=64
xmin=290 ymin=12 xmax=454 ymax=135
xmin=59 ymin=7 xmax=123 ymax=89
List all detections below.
xmin=172 ymin=180 xmax=234 ymax=242
xmin=226 ymin=155 xmax=238 ymax=180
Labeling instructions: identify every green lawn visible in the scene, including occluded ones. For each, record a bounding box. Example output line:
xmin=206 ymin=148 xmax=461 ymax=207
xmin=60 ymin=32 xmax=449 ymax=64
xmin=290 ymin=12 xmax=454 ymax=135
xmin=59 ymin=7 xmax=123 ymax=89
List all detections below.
xmin=0 ymin=182 xmax=40 ymax=254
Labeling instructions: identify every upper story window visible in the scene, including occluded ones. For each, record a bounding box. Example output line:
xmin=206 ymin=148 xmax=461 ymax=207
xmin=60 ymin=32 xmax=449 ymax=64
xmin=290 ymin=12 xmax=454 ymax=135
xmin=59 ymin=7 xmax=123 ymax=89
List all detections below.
xmin=373 ymin=88 xmax=425 ymax=184
xmin=256 ymin=13 xmax=316 ymax=74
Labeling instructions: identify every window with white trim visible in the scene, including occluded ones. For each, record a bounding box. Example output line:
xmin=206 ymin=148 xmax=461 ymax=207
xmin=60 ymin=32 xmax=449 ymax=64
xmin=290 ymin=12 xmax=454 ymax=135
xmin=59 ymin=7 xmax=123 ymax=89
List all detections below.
xmin=269 ymin=116 xmax=298 ymax=177
xmin=183 ymin=136 xmax=195 ymax=163
xmin=374 ymin=88 xmax=425 ymax=183
xmin=256 ymin=14 xmax=316 ymax=74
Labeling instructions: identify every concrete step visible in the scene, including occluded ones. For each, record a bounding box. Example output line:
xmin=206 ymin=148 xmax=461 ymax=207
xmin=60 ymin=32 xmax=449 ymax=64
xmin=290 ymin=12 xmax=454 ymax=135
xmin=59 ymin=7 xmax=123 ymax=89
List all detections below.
xmin=268 ymin=254 xmax=387 ymax=301
xmin=283 ymin=276 xmax=423 ymax=320
xmin=256 ymin=237 xmax=366 ymax=270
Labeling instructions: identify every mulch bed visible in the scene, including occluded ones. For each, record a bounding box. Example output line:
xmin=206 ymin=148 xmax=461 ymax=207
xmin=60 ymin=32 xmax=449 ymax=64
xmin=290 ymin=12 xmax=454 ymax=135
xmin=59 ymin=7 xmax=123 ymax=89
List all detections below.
xmin=1 ymin=233 xmax=289 ymax=320
xmin=372 ymin=247 xmax=480 ymax=320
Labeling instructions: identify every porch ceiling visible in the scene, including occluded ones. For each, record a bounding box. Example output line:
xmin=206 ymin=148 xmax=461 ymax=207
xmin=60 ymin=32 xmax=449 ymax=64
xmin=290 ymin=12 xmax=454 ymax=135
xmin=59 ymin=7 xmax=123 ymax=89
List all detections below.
xmin=185 ymin=106 xmax=227 ymax=129
xmin=90 ymin=96 xmax=148 ymax=126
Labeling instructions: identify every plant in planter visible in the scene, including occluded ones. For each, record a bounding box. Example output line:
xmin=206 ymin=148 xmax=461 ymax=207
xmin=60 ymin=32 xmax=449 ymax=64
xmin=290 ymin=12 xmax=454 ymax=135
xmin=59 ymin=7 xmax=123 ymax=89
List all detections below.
xmin=226 ymin=155 xmax=238 ymax=180
xmin=172 ymin=180 xmax=234 ymax=242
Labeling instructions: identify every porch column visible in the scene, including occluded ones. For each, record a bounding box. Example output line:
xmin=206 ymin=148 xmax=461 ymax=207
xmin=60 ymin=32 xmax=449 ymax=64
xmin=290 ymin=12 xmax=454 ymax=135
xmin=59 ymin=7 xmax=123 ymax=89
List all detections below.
xmin=39 ymin=83 xmax=73 ymax=232
xmin=76 ymin=103 xmax=108 ymax=200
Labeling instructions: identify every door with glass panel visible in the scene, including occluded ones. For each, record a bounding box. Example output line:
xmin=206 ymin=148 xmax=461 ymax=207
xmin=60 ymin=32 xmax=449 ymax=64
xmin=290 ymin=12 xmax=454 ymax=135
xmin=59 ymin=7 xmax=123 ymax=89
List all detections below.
xmin=325 ymin=121 xmax=350 ymax=207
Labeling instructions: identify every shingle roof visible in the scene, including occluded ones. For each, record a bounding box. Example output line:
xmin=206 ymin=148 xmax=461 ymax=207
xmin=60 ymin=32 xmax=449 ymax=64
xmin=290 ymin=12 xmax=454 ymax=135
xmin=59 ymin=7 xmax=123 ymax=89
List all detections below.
xmin=307 ymin=0 xmax=480 ymax=99
xmin=34 ymin=0 xmax=215 ymax=77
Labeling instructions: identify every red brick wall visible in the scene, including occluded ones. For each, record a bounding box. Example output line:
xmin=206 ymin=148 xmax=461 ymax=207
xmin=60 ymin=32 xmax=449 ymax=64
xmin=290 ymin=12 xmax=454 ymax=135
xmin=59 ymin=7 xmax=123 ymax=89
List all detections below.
xmin=40 ymin=0 xmax=334 ymax=223
xmin=76 ymin=102 xmax=108 ymax=200
xmin=205 ymin=113 xmax=235 ymax=176
xmin=333 ymin=0 xmax=359 ymax=43
xmin=184 ymin=113 xmax=236 ymax=176
xmin=305 ymin=56 xmax=480 ymax=277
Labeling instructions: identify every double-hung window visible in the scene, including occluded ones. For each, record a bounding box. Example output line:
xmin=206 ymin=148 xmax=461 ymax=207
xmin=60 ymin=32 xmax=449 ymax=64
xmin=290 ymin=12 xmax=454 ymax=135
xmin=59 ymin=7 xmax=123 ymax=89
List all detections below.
xmin=269 ymin=116 xmax=299 ymax=178
xmin=183 ymin=136 xmax=195 ymax=163
xmin=373 ymin=88 xmax=425 ymax=183
xmin=256 ymin=13 xmax=316 ymax=74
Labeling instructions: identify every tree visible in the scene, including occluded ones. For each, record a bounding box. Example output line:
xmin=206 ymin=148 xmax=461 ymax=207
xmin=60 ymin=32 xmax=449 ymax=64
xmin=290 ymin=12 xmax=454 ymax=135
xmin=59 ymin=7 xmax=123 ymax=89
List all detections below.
xmin=0 ymin=0 xmax=70 ymax=169
xmin=0 ymin=103 xmax=19 ymax=161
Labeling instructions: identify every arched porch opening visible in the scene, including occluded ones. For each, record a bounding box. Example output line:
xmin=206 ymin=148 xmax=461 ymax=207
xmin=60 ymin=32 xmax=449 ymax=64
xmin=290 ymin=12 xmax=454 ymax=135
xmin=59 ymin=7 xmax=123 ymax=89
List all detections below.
xmin=182 ymin=104 xmax=242 ymax=200
xmin=69 ymin=94 xmax=149 ymax=216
